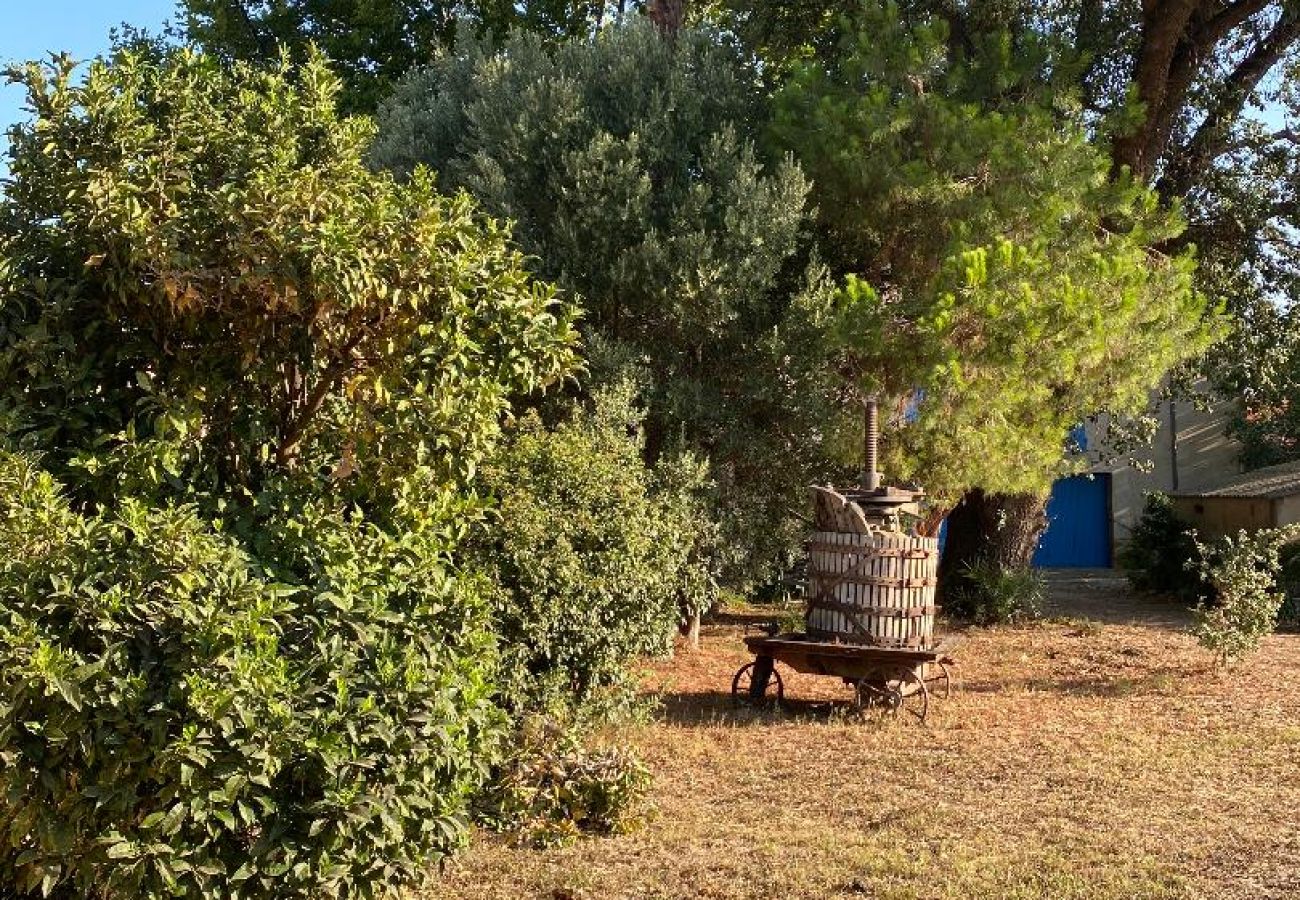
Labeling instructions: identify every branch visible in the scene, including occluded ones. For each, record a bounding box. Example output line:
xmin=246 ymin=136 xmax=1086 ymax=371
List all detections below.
xmin=1111 ymin=0 xmax=1200 ymax=177
xmin=903 ymin=0 xmax=976 ymax=61
xmin=1272 ymin=198 xmax=1300 ymax=220
xmin=1135 ymin=29 xmax=1206 ymax=179
xmin=1129 ymin=0 xmax=1293 ymax=185
xmin=274 ymin=331 xmax=367 ymax=467
xmin=1262 ymin=229 xmax=1300 ymax=254
xmin=1196 ymin=125 xmax=1300 ymax=156
xmin=1075 ymin=0 xmax=1104 ymax=106
xmin=1190 ymin=0 xmax=1274 ymax=47
xmin=1161 ymin=8 xmax=1300 ymax=197
xmin=931 ymin=0 xmax=976 ymax=61
xmin=647 ymin=0 xmax=684 ymax=37
xmin=224 ymin=0 xmax=276 ymax=60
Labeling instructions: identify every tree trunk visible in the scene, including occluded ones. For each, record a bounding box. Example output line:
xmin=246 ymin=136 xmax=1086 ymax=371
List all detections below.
xmin=647 ymin=0 xmax=685 ymax=36
xmin=680 ymin=610 xmax=701 ymax=650
xmin=939 ymin=489 xmax=1049 ymax=595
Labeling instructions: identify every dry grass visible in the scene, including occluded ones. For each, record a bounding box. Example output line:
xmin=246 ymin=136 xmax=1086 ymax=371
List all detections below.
xmin=427 ymin=572 xmax=1300 ymax=900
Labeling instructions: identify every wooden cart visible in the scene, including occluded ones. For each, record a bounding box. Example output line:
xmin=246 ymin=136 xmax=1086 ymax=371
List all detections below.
xmin=732 ymin=632 xmax=961 ymax=723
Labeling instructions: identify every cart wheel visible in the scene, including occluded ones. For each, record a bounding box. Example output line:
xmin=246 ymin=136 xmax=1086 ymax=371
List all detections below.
xmin=854 ymin=665 xmax=929 ymax=724
xmin=731 ymin=659 xmax=783 ymax=708
xmin=925 ymin=661 xmax=958 ymax=700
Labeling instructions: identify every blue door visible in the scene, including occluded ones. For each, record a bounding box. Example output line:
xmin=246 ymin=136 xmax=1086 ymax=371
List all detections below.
xmin=1033 ymin=474 xmax=1112 ymax=568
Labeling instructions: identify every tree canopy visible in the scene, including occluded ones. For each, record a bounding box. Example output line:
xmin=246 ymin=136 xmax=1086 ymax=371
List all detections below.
xmin=725 ymin=0 xmax=1300 ymax=409
xmin=178 ymin=0 xmax=632 ymax=113
xmin=373 ymin=23 xmax=852 ymax=586
xmin=771 ymin=4 xmax=1223 ymax=512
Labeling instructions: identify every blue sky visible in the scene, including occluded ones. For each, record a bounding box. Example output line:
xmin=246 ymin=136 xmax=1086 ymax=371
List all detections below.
xmin=1 ymin=0 xmax=177 ymax=155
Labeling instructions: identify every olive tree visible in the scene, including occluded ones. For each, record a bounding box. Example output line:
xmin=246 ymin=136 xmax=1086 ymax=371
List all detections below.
xmin=372 ymin=23 xmax=853 ymax=590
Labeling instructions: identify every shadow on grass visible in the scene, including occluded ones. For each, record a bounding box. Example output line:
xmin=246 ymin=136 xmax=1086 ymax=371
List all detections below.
xmin=959 ymin=669 xmax=1187 ymax=699
xmin=1038 ymin=569 xmax=1197 ymax=630
xmin=655 ymin=670 xmax=1190 ymax=727
xmin=654 ymin=689 xmax=856 ymax=727
xmin=708 ymin=610 xmax=787 ymax=628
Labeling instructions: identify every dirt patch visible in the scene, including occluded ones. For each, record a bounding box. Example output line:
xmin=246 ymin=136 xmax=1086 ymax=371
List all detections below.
xmin=1040 ymin=568 xmax=1195 ymax=629
xmin=428 ymin=574 xmax=1300 ymax=900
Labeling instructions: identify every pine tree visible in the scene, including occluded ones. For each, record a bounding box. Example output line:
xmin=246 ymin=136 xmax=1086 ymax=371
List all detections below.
xmin=771 ymin=3 xmax=1222 ymax=587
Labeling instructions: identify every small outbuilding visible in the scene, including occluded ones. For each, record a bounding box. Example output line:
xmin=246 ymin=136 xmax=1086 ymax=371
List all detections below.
xmin=1034 ymin=390 xmax=1242 ymax=567
xmin=1171 ymin=458 xmax=1300 ymax=537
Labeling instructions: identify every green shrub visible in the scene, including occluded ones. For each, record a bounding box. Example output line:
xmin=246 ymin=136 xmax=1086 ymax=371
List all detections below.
xmin=470 ymin=381 xmax=716 ymax=719
xmin=0 ymin=45 xmax=580 ymax=899
xmin=1192 ymin=525 xmax=1300 ymax=665
xmin=477 ymin=718 xmax=652 ymax=848
xmin=1117 ymin=493 xmax=1203 ymax=600
xmin=0 ymin=450 xmax=504 ymax=898
xmin=946 ymin=559 xmax=1044 ymax=625
xmin=0 ymin=48 xmax=577 ymax=515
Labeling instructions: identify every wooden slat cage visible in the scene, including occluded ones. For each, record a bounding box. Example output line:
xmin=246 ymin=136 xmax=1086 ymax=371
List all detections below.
xmin=805 ymin=486 xmax=939 ymax=650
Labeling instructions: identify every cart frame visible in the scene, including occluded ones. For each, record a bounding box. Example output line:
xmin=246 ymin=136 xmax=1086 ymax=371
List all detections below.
xmin=732 ymin=632 xmax=962 ymax=723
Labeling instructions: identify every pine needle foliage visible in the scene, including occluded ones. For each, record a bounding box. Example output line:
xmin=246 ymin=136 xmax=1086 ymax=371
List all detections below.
xmin=772 ymin=3 xmax=1224 ymax=509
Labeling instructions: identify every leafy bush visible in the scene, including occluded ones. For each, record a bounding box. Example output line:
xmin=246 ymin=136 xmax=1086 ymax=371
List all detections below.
xmin=1117 ymin=493 xmax=1203 ymax=600
xmin=946 ymin=559 xmax=1044 ymax=625
xmin=0 ymin=44 xmax=585 ymax=899
xmin=477 ymin=718 xmax=652 ymax=848
xmin=1118 ymin=496 xmax=1300 ymax=657
xmin=0 ymin=48 xmax=577 ymax=513
xmin=470 ymin=382 xmax=716 ymax=719
xmin=1192 ymin=525 xmax=1300 ymax=665
xmin=0 ymin=450 xmax=505 ymax=898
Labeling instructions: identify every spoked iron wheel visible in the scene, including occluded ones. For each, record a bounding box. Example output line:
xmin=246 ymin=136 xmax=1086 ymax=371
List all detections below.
xmin=924 ymin=660 xmax=958 ymax=700
xmin=731 ymin=659 xmax=784 ymax=708
xmin=854 ymin=665 xmax=929 ymax=724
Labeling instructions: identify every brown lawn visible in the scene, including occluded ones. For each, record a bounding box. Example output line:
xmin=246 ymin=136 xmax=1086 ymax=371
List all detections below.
xmin=428 ymin=571 xmax=1300 ymax=900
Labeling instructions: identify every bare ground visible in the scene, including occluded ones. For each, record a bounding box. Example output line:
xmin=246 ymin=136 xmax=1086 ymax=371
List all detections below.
xmin=429 ymin=571 xmax=1300 ymax=900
